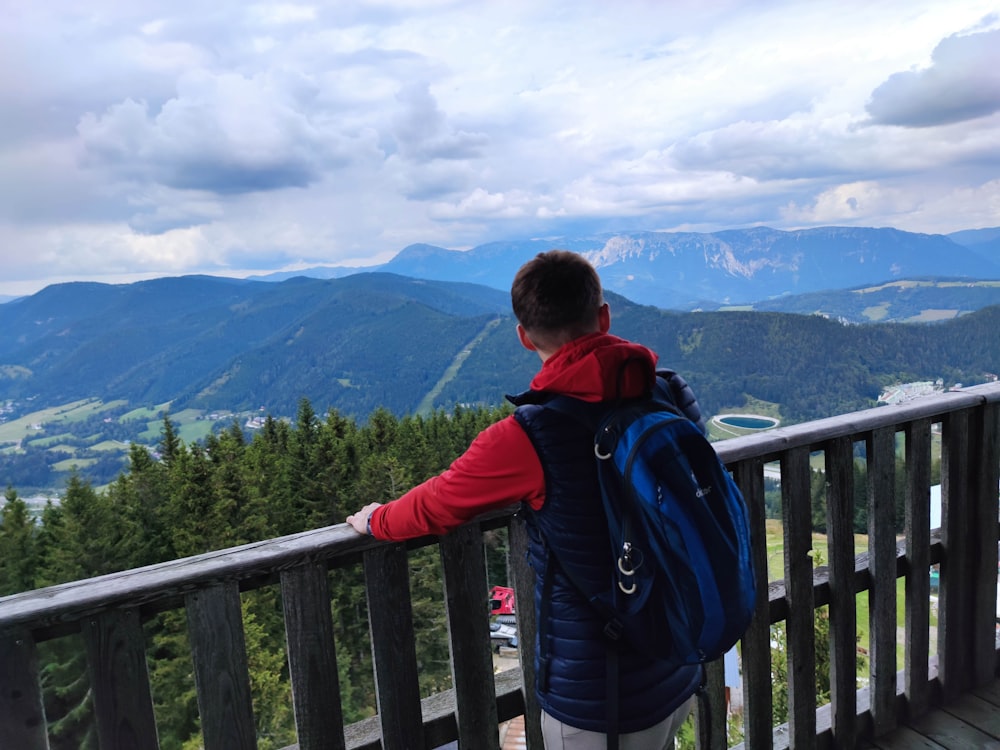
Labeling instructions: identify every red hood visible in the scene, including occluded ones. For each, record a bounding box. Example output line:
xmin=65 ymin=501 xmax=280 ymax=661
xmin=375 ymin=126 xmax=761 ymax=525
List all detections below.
xmin=529 ymin=333 xmax=658 ymax=402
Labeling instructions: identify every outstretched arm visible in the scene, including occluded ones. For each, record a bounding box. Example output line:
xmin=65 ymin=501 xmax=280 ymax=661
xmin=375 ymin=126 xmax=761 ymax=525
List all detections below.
xmin=346 ymin=415 xmax=545 ymax=541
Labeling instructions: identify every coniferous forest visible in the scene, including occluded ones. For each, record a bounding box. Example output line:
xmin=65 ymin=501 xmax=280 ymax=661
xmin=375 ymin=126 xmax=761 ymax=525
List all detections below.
xmin=0 ymin=400 xmax=512 ymax=750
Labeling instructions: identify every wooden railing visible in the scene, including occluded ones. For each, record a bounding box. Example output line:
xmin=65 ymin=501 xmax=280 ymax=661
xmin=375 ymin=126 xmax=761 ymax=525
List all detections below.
xmin=1 ymin=383 xmax=998 ymax=750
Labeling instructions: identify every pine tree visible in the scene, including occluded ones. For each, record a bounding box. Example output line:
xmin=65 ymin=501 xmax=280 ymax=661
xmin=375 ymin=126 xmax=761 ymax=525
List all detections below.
xmin=105 ymin=443 xmax=174 ymax=567
xmin=0 ymin=485 xmax=37 ymax=595
xmin=34 ymin=474 xmax=120 ymax=750
xmin=159 ymin=413 xmax=183 ymax=467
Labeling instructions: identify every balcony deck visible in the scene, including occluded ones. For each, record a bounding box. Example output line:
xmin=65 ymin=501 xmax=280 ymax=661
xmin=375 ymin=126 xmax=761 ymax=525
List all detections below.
xmin=1 ymin=382 xmax=998 ymax=749
xmin=861 ymin=678 xmax=1000 ymax=749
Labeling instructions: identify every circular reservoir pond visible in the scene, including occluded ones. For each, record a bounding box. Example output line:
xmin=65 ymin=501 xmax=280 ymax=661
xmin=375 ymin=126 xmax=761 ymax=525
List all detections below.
xmin=715 ymin=414 xmax=779 ymax=430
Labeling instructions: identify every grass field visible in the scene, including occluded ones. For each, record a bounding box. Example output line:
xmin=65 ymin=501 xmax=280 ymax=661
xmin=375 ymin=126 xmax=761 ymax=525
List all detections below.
xmin=1 ymin=397 xmax=260 ymax=492
xmin=764 ymin=518 xmax=937 ymax=669
xmin=0 ymin=399 xmax=129 ymax=444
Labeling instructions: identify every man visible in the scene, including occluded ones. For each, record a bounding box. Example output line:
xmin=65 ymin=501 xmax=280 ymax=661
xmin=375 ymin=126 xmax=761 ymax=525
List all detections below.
xmin=348 ymin=250 xmax=701 ymax=749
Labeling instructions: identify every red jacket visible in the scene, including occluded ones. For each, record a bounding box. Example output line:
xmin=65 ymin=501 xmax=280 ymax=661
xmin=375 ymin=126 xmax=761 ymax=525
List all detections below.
xmin=369 ymin=333 xmax=658 ymax=540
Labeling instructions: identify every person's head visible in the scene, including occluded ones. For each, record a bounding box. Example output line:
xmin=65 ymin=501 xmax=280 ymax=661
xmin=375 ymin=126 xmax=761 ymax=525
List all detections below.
xmin=510 ymin=250 xmax=610 ymax=359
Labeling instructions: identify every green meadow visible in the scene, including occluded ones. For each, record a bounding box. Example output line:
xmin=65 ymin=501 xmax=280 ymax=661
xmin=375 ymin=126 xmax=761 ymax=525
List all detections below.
xmin=0 ymin=398 xmax=259 ymax=492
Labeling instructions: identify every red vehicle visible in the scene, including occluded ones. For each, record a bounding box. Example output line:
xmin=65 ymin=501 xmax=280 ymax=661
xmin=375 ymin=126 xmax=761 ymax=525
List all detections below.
xmin=489 ymin=585 xmax=516 ymax=620
xmin=488 ymin=586 xmax=518 ymax=648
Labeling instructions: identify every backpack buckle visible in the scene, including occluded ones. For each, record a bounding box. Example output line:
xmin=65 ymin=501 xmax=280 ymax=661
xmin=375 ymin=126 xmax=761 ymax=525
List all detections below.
xmin=617 ymin=542 xmax=637 ymax=594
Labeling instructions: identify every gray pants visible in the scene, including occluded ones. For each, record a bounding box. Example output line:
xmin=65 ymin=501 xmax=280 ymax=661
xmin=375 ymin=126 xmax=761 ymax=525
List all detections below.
xmin=540 ymin=696 xmax=695 ymax=750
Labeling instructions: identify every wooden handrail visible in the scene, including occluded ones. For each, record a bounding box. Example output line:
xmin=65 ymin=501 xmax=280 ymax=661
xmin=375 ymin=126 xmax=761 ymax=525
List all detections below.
xmin=1 ymin=383 xmax=998 ymax=749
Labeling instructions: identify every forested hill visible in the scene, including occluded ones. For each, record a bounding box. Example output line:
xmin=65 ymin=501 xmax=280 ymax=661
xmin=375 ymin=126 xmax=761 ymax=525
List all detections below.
xmin=435 ymin=292 xmax=1000 ymax=422
xmin=1 ymin=274 xmax=997 ymax=424
xmin=0 ymin=274 xmax=511 ymax=418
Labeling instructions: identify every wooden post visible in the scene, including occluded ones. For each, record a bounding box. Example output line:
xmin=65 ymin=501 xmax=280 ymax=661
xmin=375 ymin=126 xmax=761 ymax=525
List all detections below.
xmin=867 ymin=426 xmax=898 ymax=735
xmin=939 ymin=409 xmax=974 ymax=702
xmin=970 ymin=401 xmax=1000 ymax=686
xmin=83 ymin=608 xmax=160 ymax=750
xmin=695 ymin=659 xmax=727 ymax=750
xmin=825 ymin=436 xmax=857 ymax=746
xmin=782 ymin=445 xmax=816 ymax=747
xmin=281 ymin=563 xmax=346 ymax=750
xmin=0 ymin=628 xmax=48 ymax=750
xmin=440 ymin=524 xmax=500 ymax=749
xmin=734 ymin=458 xmax=771 ymax=750
xmin=364 ymin=544 xmax=423 ymax=750
xmin=509 ymin=515 xmax=543 ymax=749
xmin=186 ymin=582 xmax=257 ymax=750
xmin=903 ymin=417 xmax=932 ymax=719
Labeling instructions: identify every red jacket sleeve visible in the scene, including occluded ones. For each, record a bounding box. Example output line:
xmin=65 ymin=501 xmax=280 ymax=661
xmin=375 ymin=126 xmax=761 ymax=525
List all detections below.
xmin=369 ymin=415 xmax=544 ymax=541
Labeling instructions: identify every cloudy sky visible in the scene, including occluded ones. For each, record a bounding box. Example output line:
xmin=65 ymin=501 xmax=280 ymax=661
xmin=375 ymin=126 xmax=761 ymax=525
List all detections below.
xmin=2 ymin=0 xmax=999 ymax=296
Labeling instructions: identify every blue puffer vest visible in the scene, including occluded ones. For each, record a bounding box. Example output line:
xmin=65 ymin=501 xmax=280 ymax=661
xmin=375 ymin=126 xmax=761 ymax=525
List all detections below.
xmin=511 ymin=392 xmax=702 ymax=734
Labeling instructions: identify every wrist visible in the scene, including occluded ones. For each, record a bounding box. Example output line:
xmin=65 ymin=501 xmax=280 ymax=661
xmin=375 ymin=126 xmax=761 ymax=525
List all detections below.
xmin=366 ymin=512 xmax=373 ymax=536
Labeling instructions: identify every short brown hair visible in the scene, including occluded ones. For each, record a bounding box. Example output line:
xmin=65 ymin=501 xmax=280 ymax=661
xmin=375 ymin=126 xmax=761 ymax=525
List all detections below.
xmin=510 ymin=250 xmax=604 ymax=349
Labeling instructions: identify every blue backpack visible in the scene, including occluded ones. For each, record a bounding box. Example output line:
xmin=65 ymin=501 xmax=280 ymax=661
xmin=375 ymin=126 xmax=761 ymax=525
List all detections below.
xmin=544 ymin=376 xmax=756 ymax=669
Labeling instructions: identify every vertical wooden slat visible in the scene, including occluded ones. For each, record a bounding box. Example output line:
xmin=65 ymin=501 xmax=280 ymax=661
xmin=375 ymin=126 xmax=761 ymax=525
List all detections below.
xmin=867 ymin=426 xmax=898 ymax=736
xmin=971 ymin=401 xmax=1000 ymax=686
xmin=186 ymin=582 xmax=257 ymax=750
xmin=825 ymin=437 xmax=857 ymax=746
xmin=509 ymin=514 xmax=543 ymax=750
xmin=439 ymin=524 xmax=500 ymax=750
xmin=364 ymin=544 xmax=423 ymax=750
xmin=903 ymin=417 xmax=932 ymax=719
xmin=695 ymin=659 xmax=727 ymax=750
xmin=0 ymin=628 xmax=49 ymax=750
xmin=281 ymin=563 xmax=346 ymax=750
xmin=782 ymin=445 xmax=816 ymax=748
xmin=82 ymin=608 xmax=159 ymax=750
xmin=733 ymin=458 xmax=771 ymax=750
xmin=939 ymin=409 xmax=973 ymax=703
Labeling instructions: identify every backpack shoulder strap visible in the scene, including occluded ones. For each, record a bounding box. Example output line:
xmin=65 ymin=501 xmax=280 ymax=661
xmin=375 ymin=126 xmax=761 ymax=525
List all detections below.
xmin=655 ymin=368 xmax=707 ymax=435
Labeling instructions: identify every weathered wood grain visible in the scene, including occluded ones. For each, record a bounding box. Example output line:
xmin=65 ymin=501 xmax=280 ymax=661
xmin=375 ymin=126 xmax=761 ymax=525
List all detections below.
xmin=904 ymin=417 xmax=932 ymax=720
xmin=281 ymin=563 xmax=345 ymax=750
xmin=186 ymin=582 xmax=257 ymax=750
xmin=781 ymin=445 xmax=816 ymax=748
xmin=970 ymin=402 xmax=1000 ymax=687
xmin=439 ymin=524 xmax=499 ymax=749
xmin=363 ymin=544 xmax=423 ymax=750
xmin=509 ymin=515 xmax=542 ymax=750
xmin=868 ymin=426 xmax=898 ymax=736
xmin=825 ymin=435 xmax=858 ymax=747
xmin=939 ymin=409 xmax=973 ymax=703
xmin=82 ymin=608 xmax=159 ymax=750
xmin=0 ymin=628 xmax=48 ymax=750
xmin=733 ymin=457 xmax=772 ymax=750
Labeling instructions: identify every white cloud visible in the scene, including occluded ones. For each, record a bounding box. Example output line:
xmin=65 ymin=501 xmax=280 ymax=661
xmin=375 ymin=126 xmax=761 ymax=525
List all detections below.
xmin=867 ymin=27 xmax=1000 ymax=127
xmin=2 ymin=0 xmax=1000 ymax=295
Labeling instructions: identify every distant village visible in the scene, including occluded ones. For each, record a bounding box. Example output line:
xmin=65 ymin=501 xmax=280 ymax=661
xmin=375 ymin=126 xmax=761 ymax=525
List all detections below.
xmin=877 ymin=380 xmax=947 ymax=405
xmin=875 ymin=377 xmax=998 ymax=406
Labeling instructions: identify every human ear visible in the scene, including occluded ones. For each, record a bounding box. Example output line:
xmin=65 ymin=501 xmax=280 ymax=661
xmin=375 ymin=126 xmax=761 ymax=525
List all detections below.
xmin=598 ymin=302 xmax=611 ymax=333
xmin=516 ymin=324 xmax=537 ymax=352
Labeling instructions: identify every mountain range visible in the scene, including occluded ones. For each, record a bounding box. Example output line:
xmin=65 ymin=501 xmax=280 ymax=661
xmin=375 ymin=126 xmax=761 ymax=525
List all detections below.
xmin=249 ymin=225 xmax=1000 ymax=310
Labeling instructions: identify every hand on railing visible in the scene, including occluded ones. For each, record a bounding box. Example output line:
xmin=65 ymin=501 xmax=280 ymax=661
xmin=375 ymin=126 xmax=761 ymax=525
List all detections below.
xmin=347 ymin=502 xmax=382 ymax=535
